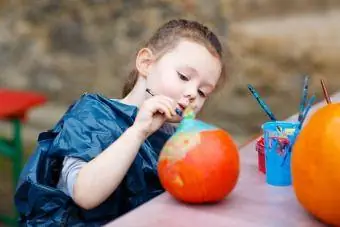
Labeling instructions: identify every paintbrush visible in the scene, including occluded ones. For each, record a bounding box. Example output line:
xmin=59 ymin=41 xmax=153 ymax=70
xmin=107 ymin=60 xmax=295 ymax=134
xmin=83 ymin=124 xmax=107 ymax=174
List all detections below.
xmin=298 ymin=76 xmax=309 ymax=123
xmin=247 ymin=84 xmax=278 ymax=121
xmin=146 ymin=88 xmax=183 ymax=116
xmin=247 ymin=84 xmax=286 ymax=142
xmin=284 ymin=94 xmax=316 ymax=166
xmin=299 ymin=94 xmax=316 ymax=130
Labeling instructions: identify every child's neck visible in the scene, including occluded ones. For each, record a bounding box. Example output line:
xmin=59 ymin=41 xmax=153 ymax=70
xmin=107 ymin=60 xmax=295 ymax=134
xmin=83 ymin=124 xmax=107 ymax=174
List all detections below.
xmin=120 ymin=78 xmax=146 ymax=108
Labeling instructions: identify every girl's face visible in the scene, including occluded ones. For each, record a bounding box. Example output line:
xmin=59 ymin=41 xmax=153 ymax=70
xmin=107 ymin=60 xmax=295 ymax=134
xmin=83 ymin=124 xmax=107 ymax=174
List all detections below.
xmin=145 ymin=39 xmax=222 ymax=122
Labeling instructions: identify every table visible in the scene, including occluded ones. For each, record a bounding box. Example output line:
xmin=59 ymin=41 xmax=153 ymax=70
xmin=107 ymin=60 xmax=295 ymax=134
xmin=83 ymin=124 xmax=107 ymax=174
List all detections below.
xmin=106 ymin=92 xmax=340 ymax=227
xmin=0 ymin=89 xmax=46 ymax=226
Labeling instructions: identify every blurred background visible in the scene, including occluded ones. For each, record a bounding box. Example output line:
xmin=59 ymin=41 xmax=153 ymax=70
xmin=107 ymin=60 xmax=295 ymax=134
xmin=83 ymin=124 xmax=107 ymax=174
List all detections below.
xmin=1 ymin=0 xmax=340 ymax=224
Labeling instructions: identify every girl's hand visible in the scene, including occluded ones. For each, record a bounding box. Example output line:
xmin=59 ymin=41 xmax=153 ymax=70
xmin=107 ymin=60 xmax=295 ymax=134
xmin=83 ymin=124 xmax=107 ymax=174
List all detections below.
xmin=132 ymin=95 xmax=177 ymax=139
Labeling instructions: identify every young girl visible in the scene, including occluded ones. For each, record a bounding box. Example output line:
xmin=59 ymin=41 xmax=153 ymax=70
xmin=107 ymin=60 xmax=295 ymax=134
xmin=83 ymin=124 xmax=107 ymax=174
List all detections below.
xmin=14 ymin=19 xmax=227 ymax=226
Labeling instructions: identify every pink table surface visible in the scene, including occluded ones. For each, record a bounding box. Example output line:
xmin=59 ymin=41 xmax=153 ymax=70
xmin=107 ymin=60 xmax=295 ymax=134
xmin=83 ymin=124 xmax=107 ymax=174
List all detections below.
xmin=106 ymin=92 xmax=340 ymax=227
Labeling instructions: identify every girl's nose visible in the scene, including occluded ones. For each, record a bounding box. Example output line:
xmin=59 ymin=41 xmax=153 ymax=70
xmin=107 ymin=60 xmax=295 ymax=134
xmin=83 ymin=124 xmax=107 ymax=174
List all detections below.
xmin=183 ymin=86 xmax=197 ymax=102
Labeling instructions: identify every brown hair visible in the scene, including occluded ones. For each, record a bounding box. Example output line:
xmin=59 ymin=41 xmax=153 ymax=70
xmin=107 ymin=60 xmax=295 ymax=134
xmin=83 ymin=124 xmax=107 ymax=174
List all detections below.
xmin=122 ymin=19 xmax=227 ymax=97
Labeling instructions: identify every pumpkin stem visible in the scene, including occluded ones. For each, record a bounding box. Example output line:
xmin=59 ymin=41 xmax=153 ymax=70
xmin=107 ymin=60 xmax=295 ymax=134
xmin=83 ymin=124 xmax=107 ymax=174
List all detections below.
xmin=321 ymin=79 xmax=331 ymax=104
xmin=183 ymin=104 xmax=196 ymax=119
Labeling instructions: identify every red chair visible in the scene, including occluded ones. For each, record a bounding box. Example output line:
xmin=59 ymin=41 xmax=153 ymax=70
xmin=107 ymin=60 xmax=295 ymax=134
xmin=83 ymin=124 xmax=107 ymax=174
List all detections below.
xmin=0 ymin=89 xmax=46 ymax=226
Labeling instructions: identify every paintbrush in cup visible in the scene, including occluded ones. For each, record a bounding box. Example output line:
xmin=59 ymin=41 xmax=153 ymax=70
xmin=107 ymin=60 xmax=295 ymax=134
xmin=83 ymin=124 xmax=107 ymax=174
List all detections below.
xmin=298 ymin=75 xmax=309 ymax=123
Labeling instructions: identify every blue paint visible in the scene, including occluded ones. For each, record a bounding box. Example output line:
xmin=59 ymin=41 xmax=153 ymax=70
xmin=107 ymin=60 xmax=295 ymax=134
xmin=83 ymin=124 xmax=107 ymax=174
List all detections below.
xmin=175 ymin=108 xmax=183 ymax=116
xmin=175 ymin=118 xmax=217 ymax=134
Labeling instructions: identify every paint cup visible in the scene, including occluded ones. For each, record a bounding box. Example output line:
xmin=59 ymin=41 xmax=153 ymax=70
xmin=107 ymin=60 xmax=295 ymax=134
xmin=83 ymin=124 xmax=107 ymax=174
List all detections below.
xmin=262 ymin=121 xmax=299 ymax=186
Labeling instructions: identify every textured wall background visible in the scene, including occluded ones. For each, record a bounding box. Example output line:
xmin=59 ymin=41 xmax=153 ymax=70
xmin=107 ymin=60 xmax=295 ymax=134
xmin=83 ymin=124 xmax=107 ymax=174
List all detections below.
xmin=1 ymin=0 xmax=340 ymax=143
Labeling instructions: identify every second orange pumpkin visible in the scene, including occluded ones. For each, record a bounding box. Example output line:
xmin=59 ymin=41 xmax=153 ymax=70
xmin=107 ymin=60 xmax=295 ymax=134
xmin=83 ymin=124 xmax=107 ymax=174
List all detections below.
xmin=292 ymin=103 xmax=340 ymax=226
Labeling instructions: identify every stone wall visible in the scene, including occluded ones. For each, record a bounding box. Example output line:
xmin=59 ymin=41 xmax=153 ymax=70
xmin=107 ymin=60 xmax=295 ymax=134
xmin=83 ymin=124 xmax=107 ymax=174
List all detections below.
xmin=0 ymin=0 xmax=229 ymax=103
xmin=1 ymin=0 xmax=340 ymax=143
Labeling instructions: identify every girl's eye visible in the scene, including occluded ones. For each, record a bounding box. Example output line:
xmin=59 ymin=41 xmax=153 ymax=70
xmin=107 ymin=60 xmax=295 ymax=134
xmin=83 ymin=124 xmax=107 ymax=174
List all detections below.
xmin=198 ymin=90 xmax=207 ymax=98
xmin=177 ymin=72 xmax=189 ymax=81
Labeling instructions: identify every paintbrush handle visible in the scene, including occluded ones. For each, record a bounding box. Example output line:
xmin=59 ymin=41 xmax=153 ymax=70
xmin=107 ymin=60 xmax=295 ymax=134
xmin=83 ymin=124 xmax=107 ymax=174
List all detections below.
xmin=299 ymin=95 xmax=316 ymax=129
xmin=247 ymin=84 xmax=277 ymax=121
xmin=298 ymin=76 xmax=309 ymax=122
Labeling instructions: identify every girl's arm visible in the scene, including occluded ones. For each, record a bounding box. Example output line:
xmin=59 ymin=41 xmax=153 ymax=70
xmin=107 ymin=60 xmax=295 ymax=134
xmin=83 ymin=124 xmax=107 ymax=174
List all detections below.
xmin=73 ymin=125 xmax=145 ymax=210
xmin=73 ymin=95 xmax=177 ymax=210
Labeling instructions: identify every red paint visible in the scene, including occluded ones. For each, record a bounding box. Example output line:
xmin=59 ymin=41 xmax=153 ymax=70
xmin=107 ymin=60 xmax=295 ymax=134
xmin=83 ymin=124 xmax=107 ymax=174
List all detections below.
xmin=256 ymin=137 xmax=266 ymax=174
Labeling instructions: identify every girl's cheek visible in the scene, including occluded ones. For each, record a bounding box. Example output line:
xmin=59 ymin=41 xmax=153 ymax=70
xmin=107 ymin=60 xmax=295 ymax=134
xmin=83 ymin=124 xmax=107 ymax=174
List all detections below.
xmin=195 ymin=100 xmax=205 ymax=113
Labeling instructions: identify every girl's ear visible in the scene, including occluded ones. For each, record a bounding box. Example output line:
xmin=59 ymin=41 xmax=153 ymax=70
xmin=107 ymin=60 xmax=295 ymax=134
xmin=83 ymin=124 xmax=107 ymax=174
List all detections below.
xmin=135 ymin=48 xmax=155 ymax=78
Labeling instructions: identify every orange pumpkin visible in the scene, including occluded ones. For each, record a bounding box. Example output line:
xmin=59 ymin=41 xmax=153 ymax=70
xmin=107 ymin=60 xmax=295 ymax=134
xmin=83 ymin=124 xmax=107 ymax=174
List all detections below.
xmin=292 ymin=104 xmax=340 ymax=226
xmin=157 ymin=112 xmax=240 ymax=203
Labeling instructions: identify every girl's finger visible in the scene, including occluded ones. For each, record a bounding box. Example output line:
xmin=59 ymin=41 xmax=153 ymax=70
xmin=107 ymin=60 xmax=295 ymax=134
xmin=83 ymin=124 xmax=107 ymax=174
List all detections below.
xmin=151 ymin=100 xmax=173 ymax=119
xmin=155 ymin=96 xmax=177 ymax=116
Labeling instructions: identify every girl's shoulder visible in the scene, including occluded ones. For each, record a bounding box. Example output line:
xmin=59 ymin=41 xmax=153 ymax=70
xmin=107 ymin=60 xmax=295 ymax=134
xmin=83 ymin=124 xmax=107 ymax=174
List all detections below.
xmin=50 ymin=93 xmax=139 ymax=139
xmin=48 ymin=93 xmax=138 ymax=160
xmin=61 ymin=93 xmax=138 ymax=122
